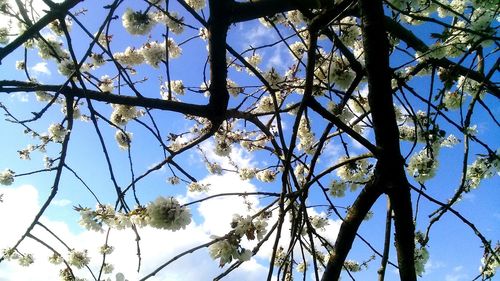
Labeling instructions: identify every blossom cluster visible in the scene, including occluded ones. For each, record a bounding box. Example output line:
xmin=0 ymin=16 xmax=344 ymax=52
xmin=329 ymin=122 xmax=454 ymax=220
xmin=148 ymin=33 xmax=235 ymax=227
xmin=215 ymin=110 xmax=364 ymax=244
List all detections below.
xmin=0 ymin=169 xmax=15 ymax=185
xmin=336 ymin=157 xmax=372 ymax=190
xmin=209 ymin=214 xmax=268 ymax=267
xmin=77 ymin=196 xmax=192 ymax=232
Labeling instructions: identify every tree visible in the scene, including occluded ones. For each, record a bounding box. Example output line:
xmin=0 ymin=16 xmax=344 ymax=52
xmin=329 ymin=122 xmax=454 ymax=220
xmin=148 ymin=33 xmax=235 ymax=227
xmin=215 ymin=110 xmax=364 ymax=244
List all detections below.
xmin=0 ymin=0 xmax=498 ymax=280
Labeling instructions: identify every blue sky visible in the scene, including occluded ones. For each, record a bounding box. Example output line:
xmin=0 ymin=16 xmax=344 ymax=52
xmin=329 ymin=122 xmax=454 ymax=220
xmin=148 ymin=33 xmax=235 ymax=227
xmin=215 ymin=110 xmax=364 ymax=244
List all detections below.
xmin=0 ymin=0 xmax=499 ymax=280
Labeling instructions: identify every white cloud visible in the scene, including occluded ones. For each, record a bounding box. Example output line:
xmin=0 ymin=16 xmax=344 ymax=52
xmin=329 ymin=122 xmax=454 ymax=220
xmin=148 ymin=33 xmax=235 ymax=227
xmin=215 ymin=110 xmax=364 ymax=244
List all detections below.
xmin=445 ymin=266 xmax=469 ymax=281
xmin=51 ymin=199 xmax=72 ymax=207
xmin=31 ymin=62 xmax=52 ymax=75
xmin=9 ymin=92 xmax=29 ymax=102
xmin=266 ymin=47 xmax=285 ymax=71
xmin=0 ymin=162 xmax=341 ymax=280
xmin=0 ymin=185 xmax=269 ymax=280
xmin=243 ymin=24 xmax=276 ymax=47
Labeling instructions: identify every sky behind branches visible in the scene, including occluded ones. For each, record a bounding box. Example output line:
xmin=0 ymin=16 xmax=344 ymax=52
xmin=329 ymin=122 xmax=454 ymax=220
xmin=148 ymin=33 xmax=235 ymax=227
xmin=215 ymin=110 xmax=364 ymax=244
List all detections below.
xmin=0 ymin=0 xmax=499 ymax=280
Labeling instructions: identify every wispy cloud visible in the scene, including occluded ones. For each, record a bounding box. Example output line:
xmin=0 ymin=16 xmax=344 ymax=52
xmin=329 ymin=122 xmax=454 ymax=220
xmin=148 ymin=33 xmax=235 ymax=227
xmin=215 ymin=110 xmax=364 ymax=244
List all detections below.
xmin=52 ymin=199 xmax=71 ymax=207
xmin=31 ymin=62 xmax=51 ymax=75
xmin=445 ymin=266 xmax=469 ymax=281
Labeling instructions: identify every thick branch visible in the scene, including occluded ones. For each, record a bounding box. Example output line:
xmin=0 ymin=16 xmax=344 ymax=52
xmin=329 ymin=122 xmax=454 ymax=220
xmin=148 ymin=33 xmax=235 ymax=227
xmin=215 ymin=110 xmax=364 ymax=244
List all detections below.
xmin=384 ymin=17 xmax=499 ymax=99
xmin=0 ymin=80 xmax=210 ymax=118
xmin=230 ymin=0 xmax=321 ymax=23
xmin=358 ymin=0 xmax=416 ymax=280
xmin=0 ymin=0 xmax=83 ymax=63
xmin=321 ymin=178 xmax=383 ymax=280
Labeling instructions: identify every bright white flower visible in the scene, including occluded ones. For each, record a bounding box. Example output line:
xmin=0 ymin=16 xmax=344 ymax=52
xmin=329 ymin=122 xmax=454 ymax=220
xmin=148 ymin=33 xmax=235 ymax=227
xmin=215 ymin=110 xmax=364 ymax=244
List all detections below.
xmin=161 ymin=80 xmax=185 ymax=98
xmin=103 ymin=263 xmax=114 ymax=274
xmin=140 ymin=41 xmax=165 ymax=68
xmin=407 ymin=148 xmax=438 ymax=182
xmin=206 ymin=162 xmax=223 ymax=175
xmin=326 ymin=54 xmax=355 ymax=90
xmin=289 ymin=41 xmax=307 ymax=60
xmin=310 ymin=215 xmax=329 ymax=230
xmin=239 ymin=167 xmax=257 ymax=180
xmin=0 ymin=169 xmax=15 ymax=185
xmin=99 ymin=75 xmax=114 ymax=93
xmin=466 ymin=152 xmax=500 ymax=190
xmin=186 ymin=0 xmax=205 ymax=10
xmin=344 ymin=260 xmax=362 ymax=272
xmin=49 ymin=18 xmax=72 ymax=35
xmin=110 ymin=104 xmax=139 ymax=126
xmin=480 ymin=245 xmax=499 ymax=279
xmin=414 ymin=246 xmax=429 ymax=276
xmin=147 ymin=196 xmax=191 ymax=231
xmin=297 ymin=116 xmax=316 ymax=154
xmin=48 ymin=253 xmax=63 ymax=264
xmin=112 ymin=212 xmax=132 ymax=230
xmin=18 ymin=254 xmax=34 ymax=267
xmin=99 ymin=245 xmax=114 ymax=255
xmin=154 ymin=11 xmax=184 ymax=34
xmin=68 ymin=250 xmax=90 ymax=269
xmin=0 ymin=27 xmax=9 ymax=45
xmin=122 ymin=9 xmax=155 ymax=35
xmin=115 ymin=130 xmax=132 ymax=150
xmin=347 ymin=95 xmax=370 ymax=114
xmin=329 ymin=180 xmax=347 ymax=197
xmin=440 ymin=135 xmax=459 ymax=148
xmin=36 ymin=36 xmax=68 ymax=60
xmin=15 ymin=60 xmax=25 ymax=70
xmin=297 ymin=262 xmax=307 ymax=273
xmin=78 ymin=208 xmax=103 ymax=232
xmin=167 ymin=176 xmax=180 ymax=185
xmin=287 ymin=10 xmax=304 ymax=25
xmin=209 ymin=238 xmax=251 ymax=267
xmin=214 ymin=140 xmax=232 ymax=157
xmin=443 ymin=91 xmax=464 ymax=109
xmin=48 ymin=123 xmax=68 ymax=142
xmin=199 ymin=27 xmax=209 ymax=40
xmin=57 ymin=59 xmax=77 ymax=77
xmin=256 ymin=169 xmax=276 ymax=182
xmin=336 ymin=157 xmax=372 ymax=189
xmin=188 ymin=182 xmax=209 ymax=192
xmin=114 ymin=47 xmax=144 ymax=66
xmin=2 ymin=248 xmax=19 ymax=260
xmin=90 ymin=53 xmax=105 ymax=68
xmin=129 ymin=208 xmax=150 ymax=227
xmin=165 ymin=38 xmax=182 ymax=58
xmin=227 ymin=79 xmax=241 ymax=97
xmin=140 ymin=39 xmax=181 ymax=68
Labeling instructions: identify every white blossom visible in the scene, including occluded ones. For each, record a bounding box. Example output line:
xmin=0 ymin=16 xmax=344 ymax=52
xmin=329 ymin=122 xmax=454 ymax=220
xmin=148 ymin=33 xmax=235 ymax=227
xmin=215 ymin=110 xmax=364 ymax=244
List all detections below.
xmin=99 ymin=75 xmax=114 ymax=93
xmin=18 ymin=254 xmax=34 ymax=267
xmin=122 ymin=9 xmax=155 ymax=35
xmin=414 ymin=246 xmax=429 ymax=276
xmin=48 ymin=123 xmax=68 ymax=142
xmin=0 ymin=169 xmax=15 ymax=185
xmin=115 ymin=130 xmax=132 ymax=150
xmin=114 ymin=47 xmax=144 ymax=66
xmin=110 ymin=104 xmax=139 ymax=126
xmin=329 ymin=180 xmax=347 ymax=197
xmin=186 ymin=0 xmax=205 ymax=10
xmin=239 ymin=167 xmax=257 ymax=180
xmin=147 ymin=196 xmax=191 ymax=231
xmin=154 ymin=11 xmax=184 ymax=34
xmin=310 ymin=215 xmax=329 ymax=230
xmin=48 ymin=253 xmax=63 ymax=265
xmin=68 ymin=250 xmax=90 ymax=269
xmin=99 ymin=245 xmax=114 ymax=255
xmin=208 ymin=238 xmax=251 ymax=267
xmin=256 ymin=169 xmax=276 ymax=182
xmin=407 ymin=148 xmax=438 ymax=182
xmin=188 ymin=182 xmax=209 ymax=192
